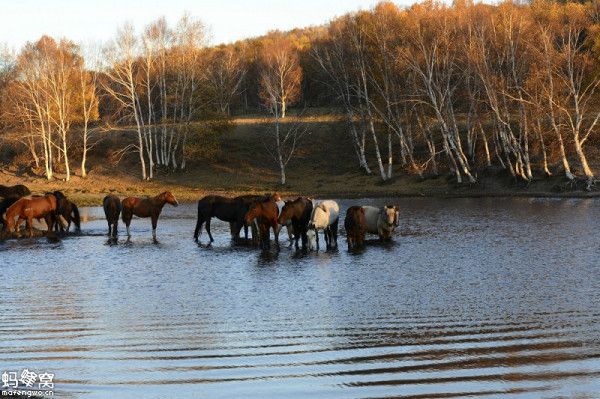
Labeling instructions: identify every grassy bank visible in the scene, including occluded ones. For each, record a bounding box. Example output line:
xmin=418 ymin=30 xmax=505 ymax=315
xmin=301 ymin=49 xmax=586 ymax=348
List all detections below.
xmin=1 ymin=115 xmax=599 ymax=206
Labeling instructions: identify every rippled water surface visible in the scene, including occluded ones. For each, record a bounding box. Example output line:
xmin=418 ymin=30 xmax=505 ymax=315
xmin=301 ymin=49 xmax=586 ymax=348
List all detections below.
xmin=1 ymin=198 xmax=600 ymax=398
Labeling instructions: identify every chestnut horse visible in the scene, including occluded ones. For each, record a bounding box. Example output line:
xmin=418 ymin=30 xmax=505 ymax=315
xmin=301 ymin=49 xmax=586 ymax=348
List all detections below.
xmin=3 ymin=194 xmax=57 ymax=237
xmin=244 ymin=198 xmax=280 ymax=249
xmin=103 ymin=195 xmax=122 ymax=237
xmin=122 ymin=191 xmax=179 ymax=240
xmin=234 ymin=194 xmax=281 ymax=242
xmin=278 ymin=197 xmax=313 ymax=250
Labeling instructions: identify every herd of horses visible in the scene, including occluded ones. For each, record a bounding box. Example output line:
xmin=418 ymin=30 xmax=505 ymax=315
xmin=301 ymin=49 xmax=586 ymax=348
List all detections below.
xmin=0 ymin=184 xmax=80 ymax=238
xmin=1 ymin=184 xmax=400 ymax=250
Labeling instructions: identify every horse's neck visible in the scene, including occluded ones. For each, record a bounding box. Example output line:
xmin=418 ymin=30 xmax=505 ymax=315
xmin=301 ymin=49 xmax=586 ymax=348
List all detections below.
xmin=152 ymin=196 xmax=167 ymax=209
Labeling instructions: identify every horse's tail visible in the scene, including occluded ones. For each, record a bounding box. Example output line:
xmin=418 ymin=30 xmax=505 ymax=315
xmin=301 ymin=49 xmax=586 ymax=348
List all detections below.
xmin=71 ymin=203 xmax=81 ymax=231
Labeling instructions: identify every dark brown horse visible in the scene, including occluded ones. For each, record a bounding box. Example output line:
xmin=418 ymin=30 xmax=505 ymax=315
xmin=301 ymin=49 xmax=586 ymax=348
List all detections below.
xmin=4 ymin=194 xmax=57 ymax=237
xmin=194 ymin=193 xmax=281 ymax=244
xmin=103 ymin=195 xmax=122 ymax=237
xmin=277 ymin=197 xmax=313 ymax=250
xmin=0 ymin=184 xmax=31 ymax=199
xmin=122 ymin=191 xmax=179 ymax=241
xmin=345 ymin=206 xmax=366 ymax=250
xmin=244 ymin=198 xmax=280 ymax=249
xmin=48 ymin=191 xmax=80 ymax=233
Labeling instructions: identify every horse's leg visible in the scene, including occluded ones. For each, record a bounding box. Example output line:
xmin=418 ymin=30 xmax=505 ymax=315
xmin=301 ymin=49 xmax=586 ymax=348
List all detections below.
xmin=301 ymin=229 xmax=308 ymax=250
xmin=107 ymin=220 xmax=112 ymax=236
xmin=123 ymin=209 xmax=132 ymax=237
xmin=194 ymin=215 xmax=204 ymax=242
xmin=14 ymin=217 xmax=24 ymax=237
xmin=27 ymin=216 xmax=34 ymax=238
xmin=206 ymin=218 xmax=214 ymax=242
xmin=287 ymin=225 xmax=293 ymax=246
xmin=332 ymin=219 xmax=339 ymax=248
xmin=151 ymin=215 xmax=158 ymax=241
xmin=273 ymin=223 xmax=280 ymax=246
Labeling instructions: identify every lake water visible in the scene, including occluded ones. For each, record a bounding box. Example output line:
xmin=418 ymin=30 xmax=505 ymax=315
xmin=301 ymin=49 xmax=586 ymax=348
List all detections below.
xmin=1 ymin=198 xmax=599 ymax=398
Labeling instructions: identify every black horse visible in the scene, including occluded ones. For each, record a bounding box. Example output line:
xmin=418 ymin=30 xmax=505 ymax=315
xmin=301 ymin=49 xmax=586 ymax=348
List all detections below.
xmin=49 ymin=191 xmax=81 ymax=233
xmin=103 ymin=195 xmax=122 ymax=237
xmin=0 ymin=184 xmax=31 ymax=199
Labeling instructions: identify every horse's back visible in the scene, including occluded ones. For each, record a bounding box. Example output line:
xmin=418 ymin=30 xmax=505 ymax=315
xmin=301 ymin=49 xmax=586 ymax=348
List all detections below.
xmin=361 ymin=206 xmax=380 ymax=234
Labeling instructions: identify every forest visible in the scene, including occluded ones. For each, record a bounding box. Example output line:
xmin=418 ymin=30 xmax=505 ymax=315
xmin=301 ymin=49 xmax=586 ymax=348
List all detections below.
xmin=1 ymin=0 xmax=600 ymax=191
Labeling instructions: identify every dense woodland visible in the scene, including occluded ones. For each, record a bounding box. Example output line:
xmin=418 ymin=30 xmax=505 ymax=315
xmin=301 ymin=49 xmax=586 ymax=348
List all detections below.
xmin=1 ymin=0 xmax=600 ymax=188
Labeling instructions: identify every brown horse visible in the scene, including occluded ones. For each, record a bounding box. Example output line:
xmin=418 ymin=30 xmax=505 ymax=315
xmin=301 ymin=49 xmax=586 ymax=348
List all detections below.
xmin=278 ymin=197 xmax=313 ymax=250
xmin=48 ymin=191 xmax=80 ymax=233
xmin=234 ymin=193 xmax=281 ymax=242
xmin=3 ymin=194 xmax=57 ymax=238
xmin=103 ymin=195 xmax=122 ymax=237
xmin=244 ymin=198 xmax=280 ymax=249
xmin=122 ymin=191 xmax=178 ymax=241
xmin=345 ymin=206 xmax=366 ymax=250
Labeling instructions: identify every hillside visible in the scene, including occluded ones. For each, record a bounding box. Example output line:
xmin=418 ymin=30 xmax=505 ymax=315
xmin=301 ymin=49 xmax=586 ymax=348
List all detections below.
xmin=1 ymin=114 xmax=599 ymax=206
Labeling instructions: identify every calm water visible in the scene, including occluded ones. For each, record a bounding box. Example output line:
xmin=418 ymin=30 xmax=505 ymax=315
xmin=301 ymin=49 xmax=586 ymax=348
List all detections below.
xmin=1 ymin=198 xmax=599 ymax=399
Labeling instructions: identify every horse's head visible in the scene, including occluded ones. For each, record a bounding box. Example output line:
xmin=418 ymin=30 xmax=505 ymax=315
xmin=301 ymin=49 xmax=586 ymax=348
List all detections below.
xmin=162 ymin=192 xmax=179 ymax=207
xmin=381 ymin=205 xmax=399 ymax=227
xmin=270 ymin=192 xmax=282 ymax=202
xmin=245 ymin=203 xmax=260 ymax=225
xmin=309 ymin=203 xmax=328 ymax=229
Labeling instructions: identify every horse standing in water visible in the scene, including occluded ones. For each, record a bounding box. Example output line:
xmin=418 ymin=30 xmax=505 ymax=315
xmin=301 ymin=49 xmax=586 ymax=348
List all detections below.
xmin=307 ymin=200 xmax=340 ymax=250
xmin=122 ymin=191 xmax=179 ymax=241
xmin=3 ymin=194 xmax=57 ymax=238
xmin=194 ymin=193 xmax=280 ymax=245
xmin=345 ymin=206 xmax=366 ymax=250
xmin=278 ymin=197 xmax=313 ymax=250
xmin=49 ymin=191 xmax=80 ymax=233
xmin=103 ymin=195 xmax=122 ymax=237
xmin=244 ymin=198 xmax=281 ymax=249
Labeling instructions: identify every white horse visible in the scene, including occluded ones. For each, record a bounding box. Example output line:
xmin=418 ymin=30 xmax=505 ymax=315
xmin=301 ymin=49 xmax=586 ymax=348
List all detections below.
xmin=361 ymin=205 xmax=399 ymax=241
xmin=307 ymin=200 xmax=339 ymax=250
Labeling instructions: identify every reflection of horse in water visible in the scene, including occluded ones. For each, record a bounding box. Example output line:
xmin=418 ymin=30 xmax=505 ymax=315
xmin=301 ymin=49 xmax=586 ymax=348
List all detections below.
xmin=103 ymin=195 xmax=122 ymax=237
xmin=0 ymin=184 xmax=31 ymax=199
xmin=122 ymin=191 xmax=179 ymax=241
xmin=3 ymin=194 xmax=57 ymax=238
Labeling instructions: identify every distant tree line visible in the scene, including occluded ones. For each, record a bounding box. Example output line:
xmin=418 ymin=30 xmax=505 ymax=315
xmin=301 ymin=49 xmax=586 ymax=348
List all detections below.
xmin=1 ymin=0 xmax=600 ymax=186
